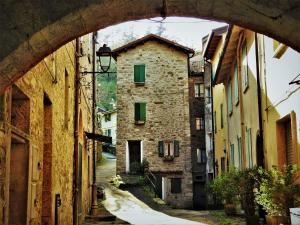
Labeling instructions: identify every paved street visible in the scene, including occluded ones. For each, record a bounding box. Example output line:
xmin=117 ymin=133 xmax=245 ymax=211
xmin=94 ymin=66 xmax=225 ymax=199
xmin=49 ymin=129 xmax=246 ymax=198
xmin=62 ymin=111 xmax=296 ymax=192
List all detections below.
xmin=97 ymin=152 xmax=207 ymax=225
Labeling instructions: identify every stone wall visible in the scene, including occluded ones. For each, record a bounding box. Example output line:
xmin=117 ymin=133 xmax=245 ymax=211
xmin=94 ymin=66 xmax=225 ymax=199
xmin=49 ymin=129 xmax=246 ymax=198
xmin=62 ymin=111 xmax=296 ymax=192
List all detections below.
xmin=116 ymin=41 xmax=193 ymax=208
xmin=0 ymin=38 xmax=92 ymax=224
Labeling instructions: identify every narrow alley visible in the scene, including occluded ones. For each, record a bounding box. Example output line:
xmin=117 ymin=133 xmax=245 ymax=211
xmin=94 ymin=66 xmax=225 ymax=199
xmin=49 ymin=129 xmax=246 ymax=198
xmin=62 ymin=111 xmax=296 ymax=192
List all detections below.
xmin=95 ymin=152 xmax=207 ymax=225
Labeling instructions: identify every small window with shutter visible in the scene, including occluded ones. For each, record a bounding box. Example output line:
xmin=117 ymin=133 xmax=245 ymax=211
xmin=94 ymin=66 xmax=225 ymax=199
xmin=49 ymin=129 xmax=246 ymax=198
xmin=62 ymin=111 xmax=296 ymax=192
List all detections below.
xmin=158 ymin=140 xmax=180 ymax=159
xmin=134 ymin=102 xmax=146 ymax=124
xmin=241 ymin=42 xmax=249 ymax=91
xmin=134 ymin=64 xmax=145 ymax=84
xmin=174 ymin=140 xmax=180 ymax=157
xmin=158 ymin=141 xmax=164 ymax=157
xmin=171 ymin=178 xmax=182 ymax=193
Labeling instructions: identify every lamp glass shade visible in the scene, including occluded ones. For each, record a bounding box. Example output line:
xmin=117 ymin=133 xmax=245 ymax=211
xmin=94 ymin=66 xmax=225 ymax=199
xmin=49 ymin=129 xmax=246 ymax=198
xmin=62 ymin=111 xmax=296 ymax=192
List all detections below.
xmin=96 ymin=44 xmax=112 ymax=73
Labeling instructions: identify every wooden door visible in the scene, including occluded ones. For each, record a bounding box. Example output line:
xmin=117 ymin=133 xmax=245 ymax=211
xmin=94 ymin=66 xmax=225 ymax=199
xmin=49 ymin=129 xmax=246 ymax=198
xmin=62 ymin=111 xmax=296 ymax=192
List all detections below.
xmin=9 ymin=138 xmax=29 ymax=225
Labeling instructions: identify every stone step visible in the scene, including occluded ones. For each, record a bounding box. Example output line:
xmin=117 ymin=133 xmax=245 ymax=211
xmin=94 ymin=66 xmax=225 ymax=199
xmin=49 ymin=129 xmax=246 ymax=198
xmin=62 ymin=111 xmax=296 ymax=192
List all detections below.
xmin=84 ymin=214 xmax=116 ymax=222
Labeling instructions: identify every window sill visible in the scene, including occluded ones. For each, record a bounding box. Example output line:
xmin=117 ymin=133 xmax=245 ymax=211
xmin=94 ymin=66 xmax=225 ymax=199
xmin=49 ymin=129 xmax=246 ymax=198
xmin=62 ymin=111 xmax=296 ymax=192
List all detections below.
xmin=135 ymin=120 xmax=145 ymax=125
xmin=235 ymin=99 xmax=239 ymax=106
xmin=163 ymin=155 xmax=174 ymax=161
xmin=134 ymin=82 xmax=145 ymax=86
xmin=243 ymin=85 xmax=249 ymax=93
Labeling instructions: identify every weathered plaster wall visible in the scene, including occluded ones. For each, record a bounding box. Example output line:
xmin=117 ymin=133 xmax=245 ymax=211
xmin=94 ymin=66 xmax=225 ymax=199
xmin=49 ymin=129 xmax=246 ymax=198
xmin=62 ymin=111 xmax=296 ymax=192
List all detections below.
xmin=261 ymin=35 xmax=300 ymax=168
xmin=116 ymin=41 xmax=193 ymax=208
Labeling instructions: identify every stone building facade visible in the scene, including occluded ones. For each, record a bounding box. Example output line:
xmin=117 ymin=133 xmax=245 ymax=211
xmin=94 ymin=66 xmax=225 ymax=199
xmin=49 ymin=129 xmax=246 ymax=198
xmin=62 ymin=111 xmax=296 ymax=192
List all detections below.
xmin=0 ymin=34 xmax=94 ymax=225
xmin=114 ymin=34 xmax=194 ymax=208
xmin=188 ymin=55 xmax=206 ymax=209
xmin=188 ymin=52 xmax=214 ymax=209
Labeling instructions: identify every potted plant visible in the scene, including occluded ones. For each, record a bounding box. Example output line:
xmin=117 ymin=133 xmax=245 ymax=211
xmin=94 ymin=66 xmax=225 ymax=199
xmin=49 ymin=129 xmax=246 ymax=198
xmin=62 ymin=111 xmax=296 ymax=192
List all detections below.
xmin=238 ymin=167 xmax=261 ymax=225
xmin=255 ymin=165 xmax=300 ymax=225
xmin=208 ymin=168 xmax=240 ymax=215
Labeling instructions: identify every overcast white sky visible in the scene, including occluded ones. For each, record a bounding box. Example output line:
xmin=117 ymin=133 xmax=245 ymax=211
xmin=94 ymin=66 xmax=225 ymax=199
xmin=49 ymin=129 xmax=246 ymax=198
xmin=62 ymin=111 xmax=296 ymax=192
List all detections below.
xmin=97 ymin=17 xmax=227 ymax=52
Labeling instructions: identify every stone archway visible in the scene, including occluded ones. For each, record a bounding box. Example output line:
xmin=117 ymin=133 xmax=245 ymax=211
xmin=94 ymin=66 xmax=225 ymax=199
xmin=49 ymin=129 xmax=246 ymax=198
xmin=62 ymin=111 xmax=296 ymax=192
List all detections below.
xmin=0 ymin=0 xmax=300 ymax=91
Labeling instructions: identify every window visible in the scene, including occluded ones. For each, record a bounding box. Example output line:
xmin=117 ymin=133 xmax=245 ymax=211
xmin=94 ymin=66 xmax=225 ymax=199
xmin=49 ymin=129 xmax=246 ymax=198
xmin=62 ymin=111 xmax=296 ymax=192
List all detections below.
xmin=107 ymin=129 xmax=111 ymax=137
xmin=134 ymin=102 xmax=146 ymax=123
xmin=194 ymin=83 xmax=204 ymax=98
xmin=247 ymin=128 xmax=253 ymax=168
xmin=230 ymin=144 xmax=235 ymax=166
xmin=171 ymin=178 xmax=182 ymax=193
xmin=220 ymin=104 xmax=224 ymax=129
xmin=214 ymin=111 xmax=217 ymax=133
xmin=206 ymin=87 xmax=211 ymax=103
xmin=104 ymin=114 xmax=111 ymax=122
xmin=277 ymin=115 xmax=296 ymax=166
xmin=158 ymin=140 xmax=180 ymax=158
xmin=196 ymin=117 xmax=204 ymax=130
xmin=134 ymin=64 xmax=145 ymax=84
xmin=237 ymin=137 xmax=242 ymax=168
xmin=227 ymin=80 xmax=233 ymax=114
xmin=64 ymin=69 xmax=69 ymax=129
xmin=234 ymin=64 xmax=239 ymax=105
xmin=0 ymin=94 xmax=4 ymax=121
xmin=241 ymin=42 xmax=249 ymax=91
xmin=197 ymin=148 xmax=206 ymax=163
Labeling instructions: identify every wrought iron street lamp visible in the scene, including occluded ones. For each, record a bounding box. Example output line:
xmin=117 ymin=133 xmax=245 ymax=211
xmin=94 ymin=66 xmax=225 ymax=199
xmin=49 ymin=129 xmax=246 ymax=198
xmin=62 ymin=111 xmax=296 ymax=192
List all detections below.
xmin=96 ymin=44 xmax=112 ymax=73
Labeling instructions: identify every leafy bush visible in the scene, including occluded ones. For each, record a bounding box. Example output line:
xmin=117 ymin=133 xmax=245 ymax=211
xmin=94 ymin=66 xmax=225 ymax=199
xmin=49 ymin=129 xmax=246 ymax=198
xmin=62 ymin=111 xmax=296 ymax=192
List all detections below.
xmin=208 ymin=167 xmax=240 ymax=204
xmin=254 ymin=164 xmax=300 ymax=217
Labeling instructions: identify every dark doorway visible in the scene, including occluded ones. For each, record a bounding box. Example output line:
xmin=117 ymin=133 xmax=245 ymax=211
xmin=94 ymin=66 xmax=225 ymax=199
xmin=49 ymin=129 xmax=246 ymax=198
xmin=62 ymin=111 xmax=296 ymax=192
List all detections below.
xmin=128 ymin=141 xmax=141 ymax=172
xmin=193 ymin=180 xmax=206 ymax=209
xmin=42 ymin=94 xmax=53 ymax=225
xmin=256 ymin=134 xmax=264 ymax=167
xmin=9 ymin=136 xmax=29 ymax=225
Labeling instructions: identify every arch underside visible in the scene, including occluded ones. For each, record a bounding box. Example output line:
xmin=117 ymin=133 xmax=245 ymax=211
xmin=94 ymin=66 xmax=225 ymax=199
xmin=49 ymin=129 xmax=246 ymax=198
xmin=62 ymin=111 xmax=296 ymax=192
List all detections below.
xmin=0 ymin=0 xmax=300 ymax=91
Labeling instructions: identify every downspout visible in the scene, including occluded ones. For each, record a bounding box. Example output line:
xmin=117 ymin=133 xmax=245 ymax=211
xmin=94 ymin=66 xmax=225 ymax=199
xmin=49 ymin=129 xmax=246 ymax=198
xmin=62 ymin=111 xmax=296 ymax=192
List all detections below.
xmin=73 ymin=38 xmax=80 ymax=225
xmin=91 ymin=31 xmax=98 ymax=215
xmin=254 ymin=33 xmax=265 ymax=168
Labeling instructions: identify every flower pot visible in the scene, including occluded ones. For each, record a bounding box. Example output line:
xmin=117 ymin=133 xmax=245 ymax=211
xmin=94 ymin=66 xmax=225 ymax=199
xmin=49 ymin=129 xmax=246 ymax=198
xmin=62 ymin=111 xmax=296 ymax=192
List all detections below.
xmin=266 ymin=215 xmax=290 ymax=225
xmin=245 ymin=215 xmax=259 ymax=225
xmin=224 ymin=204 xmax=237 ymax=216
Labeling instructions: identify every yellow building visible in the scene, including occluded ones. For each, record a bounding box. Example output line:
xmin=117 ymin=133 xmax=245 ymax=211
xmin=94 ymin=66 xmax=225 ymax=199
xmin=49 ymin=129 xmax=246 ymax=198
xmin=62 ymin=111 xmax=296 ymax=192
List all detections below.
xmin=259 ymin=35 xmax=300 ymax=169
xmin=205 ymin=24 xmax=300 ymax=173
xmin=0 ymin=34 xmax=96 ymax=225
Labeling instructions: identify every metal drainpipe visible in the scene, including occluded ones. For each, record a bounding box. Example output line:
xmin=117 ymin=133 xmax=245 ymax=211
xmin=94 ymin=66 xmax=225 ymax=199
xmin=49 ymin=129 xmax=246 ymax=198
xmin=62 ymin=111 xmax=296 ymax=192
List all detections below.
xmin=254 ymin=33 xmax=265 ymax=168
xmin=91 ymin=31 xmax=98 ymax=215
xmin=73 ymin=38 xmax=80 ymax=225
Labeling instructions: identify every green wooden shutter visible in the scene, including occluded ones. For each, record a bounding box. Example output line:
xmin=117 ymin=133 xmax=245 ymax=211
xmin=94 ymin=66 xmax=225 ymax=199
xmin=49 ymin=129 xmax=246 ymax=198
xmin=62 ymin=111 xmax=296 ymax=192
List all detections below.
xmin=135 ymin=103 xmax=146 ymax=122
xmin=174 ymin=140 xmax=180 ymax=157
xmin=134 ymin=103 xmax=140 ymax=121
xmin=158 ymin=141 xmax=164 ymax=157
xmin=140 ymin=103 xmax=146 ymax=121
xmin=220 ymin=104 xmax=224 ymax=128
xmin=134 ymin=65 xmax=145 ymax=83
